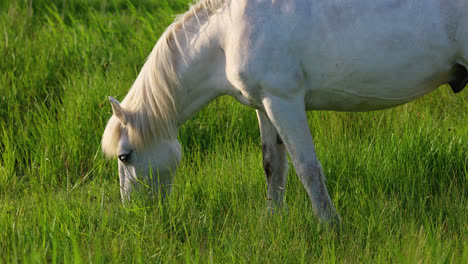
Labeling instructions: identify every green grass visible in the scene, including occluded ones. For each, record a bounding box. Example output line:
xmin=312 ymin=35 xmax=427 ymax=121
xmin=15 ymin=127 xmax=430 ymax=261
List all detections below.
xmin=1 ymin=0 xmax=467 ymax=262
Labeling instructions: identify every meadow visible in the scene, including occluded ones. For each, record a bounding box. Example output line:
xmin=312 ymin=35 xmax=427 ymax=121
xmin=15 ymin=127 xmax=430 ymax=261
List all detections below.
xmin=1 ymin=0 xmax=467 ymax=262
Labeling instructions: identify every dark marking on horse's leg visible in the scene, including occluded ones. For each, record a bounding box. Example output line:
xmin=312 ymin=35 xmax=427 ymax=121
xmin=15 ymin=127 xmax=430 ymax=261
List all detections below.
xmin=262 ymin=143 xmax=272 ymax=179
xmin=449 ymin=64 xmax=468 ymax=93
xmin=264 ymin=161 xmax=272 ymax=179
xmin=276 ymin=134 xmax=283 ymax=145
xmin=257 ymin=110 xmax=288 ymax=210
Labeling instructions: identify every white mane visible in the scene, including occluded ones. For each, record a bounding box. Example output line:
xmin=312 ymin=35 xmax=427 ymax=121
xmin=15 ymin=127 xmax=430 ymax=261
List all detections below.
xmin=102 ymin=0 xmax=228 ymax=156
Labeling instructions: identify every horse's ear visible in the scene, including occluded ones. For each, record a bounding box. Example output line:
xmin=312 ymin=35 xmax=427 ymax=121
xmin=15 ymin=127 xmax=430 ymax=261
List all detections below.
xmin=108 ymin=96 xmax=127 ymax=125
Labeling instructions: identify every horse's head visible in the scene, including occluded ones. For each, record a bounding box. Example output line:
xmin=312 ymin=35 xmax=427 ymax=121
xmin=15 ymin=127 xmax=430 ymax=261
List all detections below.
xmin=102 ymin=97 xmax=181 ymax=202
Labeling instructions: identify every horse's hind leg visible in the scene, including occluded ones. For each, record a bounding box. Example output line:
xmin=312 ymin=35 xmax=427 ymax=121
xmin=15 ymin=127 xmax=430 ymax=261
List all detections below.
xmin=262 ymin=96 xmax=340 ymax=226
xmin=257 ymin=110 xmax=288 ymax=210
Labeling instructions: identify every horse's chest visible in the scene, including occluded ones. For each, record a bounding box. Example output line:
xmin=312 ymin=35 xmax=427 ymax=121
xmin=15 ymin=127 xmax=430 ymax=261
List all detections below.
xmin=230 ymin=88 xmax=264 ymax=110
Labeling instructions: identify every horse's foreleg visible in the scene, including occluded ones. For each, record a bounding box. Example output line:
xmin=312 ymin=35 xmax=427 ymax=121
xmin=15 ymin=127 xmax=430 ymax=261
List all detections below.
xmin=262 ymin=96 xmax=340 ymax=226
xmin=257 ymin=110 xmax=288 ymax=210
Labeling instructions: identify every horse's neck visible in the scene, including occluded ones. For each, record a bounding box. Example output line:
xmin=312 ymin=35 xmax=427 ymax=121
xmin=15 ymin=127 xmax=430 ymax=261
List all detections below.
xmin=172 ymin=7 xmax=234 ymax=125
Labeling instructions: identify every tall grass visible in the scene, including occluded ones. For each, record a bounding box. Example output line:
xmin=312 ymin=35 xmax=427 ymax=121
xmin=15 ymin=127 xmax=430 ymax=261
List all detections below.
xmin=1 ymin=0 xmax=467 ymax=262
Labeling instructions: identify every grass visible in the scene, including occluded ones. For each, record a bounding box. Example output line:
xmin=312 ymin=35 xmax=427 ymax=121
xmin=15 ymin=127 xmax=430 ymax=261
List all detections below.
xmin=1 ymin=0 xmax=467 ymax=262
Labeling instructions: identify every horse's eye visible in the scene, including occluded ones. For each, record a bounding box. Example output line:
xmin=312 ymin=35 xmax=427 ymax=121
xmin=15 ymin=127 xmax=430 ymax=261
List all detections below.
xmin=118 ymin=152 xmax=132 ymax=163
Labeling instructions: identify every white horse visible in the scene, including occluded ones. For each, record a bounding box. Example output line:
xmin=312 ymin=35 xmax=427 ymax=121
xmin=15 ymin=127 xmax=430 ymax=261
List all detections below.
xmin=102 ymin=0 xmax=468 ymax=226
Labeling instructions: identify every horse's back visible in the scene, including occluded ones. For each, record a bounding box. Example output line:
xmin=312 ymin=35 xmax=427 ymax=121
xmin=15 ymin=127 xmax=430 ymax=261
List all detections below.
xmin=225 ymin=0 xmax=466 ymax=111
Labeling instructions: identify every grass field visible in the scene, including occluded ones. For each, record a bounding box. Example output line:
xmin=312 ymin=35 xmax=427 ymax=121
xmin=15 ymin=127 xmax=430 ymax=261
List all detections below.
xmin=1 ymin=0 xmax=467 ymax=262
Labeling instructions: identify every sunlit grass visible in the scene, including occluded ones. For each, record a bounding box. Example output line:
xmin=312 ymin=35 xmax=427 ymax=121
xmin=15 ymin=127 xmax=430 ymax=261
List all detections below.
xmin=1 ymin=0 xmax=467 ymax=262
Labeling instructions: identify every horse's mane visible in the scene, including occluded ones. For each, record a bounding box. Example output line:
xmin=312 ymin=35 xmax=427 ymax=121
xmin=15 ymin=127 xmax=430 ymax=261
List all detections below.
xmin=102 ymin=0 xmax=228 ymax=156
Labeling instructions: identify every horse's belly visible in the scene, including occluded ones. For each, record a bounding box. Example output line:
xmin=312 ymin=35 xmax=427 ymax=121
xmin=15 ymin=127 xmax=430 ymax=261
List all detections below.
xmin=304 ymin=85 xmax=432 ymax=112
xmin=302 ymin=40 xmax=454 ymax=111
xmin=304 ymin=70 xmax=450 ymax=112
